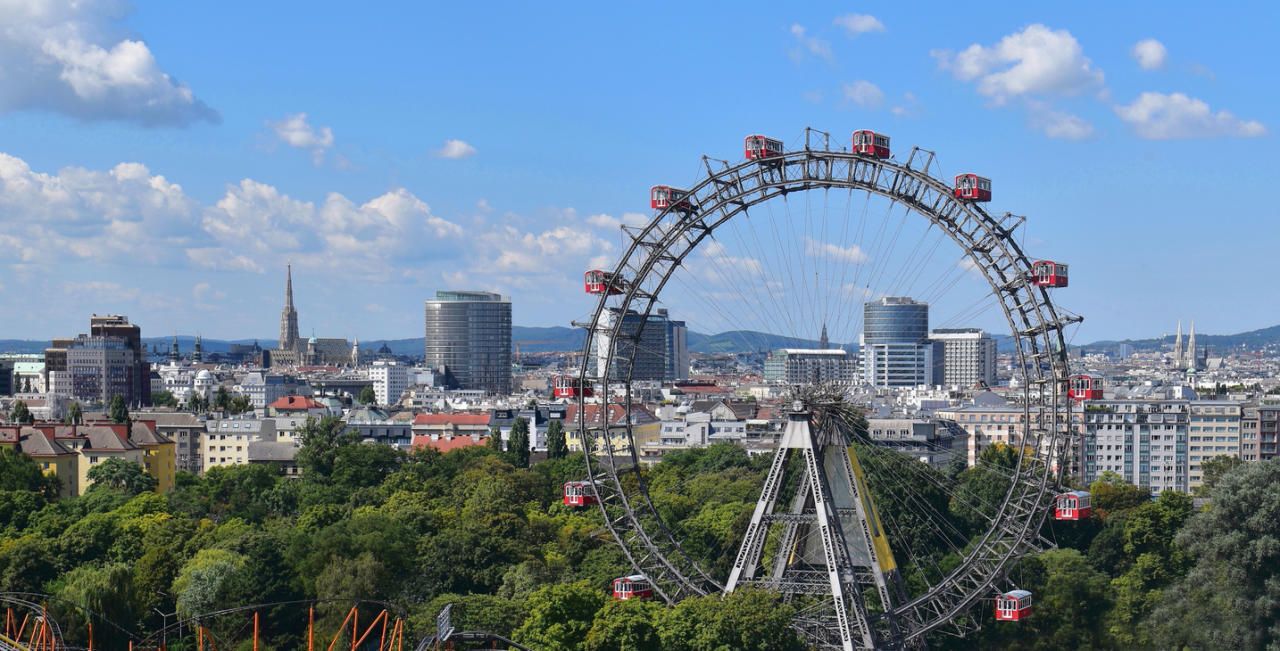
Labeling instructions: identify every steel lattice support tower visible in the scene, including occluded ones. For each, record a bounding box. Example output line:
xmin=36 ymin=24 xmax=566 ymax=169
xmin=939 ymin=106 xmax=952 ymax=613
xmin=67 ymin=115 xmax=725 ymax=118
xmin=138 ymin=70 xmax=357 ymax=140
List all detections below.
xmin=725 ymin=402 xmax=908 ymax=651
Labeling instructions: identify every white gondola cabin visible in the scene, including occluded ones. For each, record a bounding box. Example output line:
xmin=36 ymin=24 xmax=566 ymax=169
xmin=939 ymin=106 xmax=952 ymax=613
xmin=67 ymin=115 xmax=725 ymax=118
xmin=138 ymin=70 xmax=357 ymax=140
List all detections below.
xmin=553 ymin=375 xmax=594 ymax=399
xmin=563 ymin=480 xmax=598 ymax=507
xmin=954 ymin=174 xmax=992 ymax=202
xmin=1032 ymin=260 xmax=1069 ymax=288
xmin=650 ymin=185 xmax=695 ymax=212
xmin=1055 ymin=490 xmax=1092 ymax=521
xmin=995 ymin=589 xmax=1032 ymax=622
xmin=744 ymin=134 xmax=784 ymax=161
xmin=612 ymin=575 xmax=654 ymax=600
xmin=852 ymin=130 xmax=891 ymax=158
xmin=1068 ymin=373 xmax=1104 ymax=402
xmin=584 ymin=269 xmax=625 ymax=295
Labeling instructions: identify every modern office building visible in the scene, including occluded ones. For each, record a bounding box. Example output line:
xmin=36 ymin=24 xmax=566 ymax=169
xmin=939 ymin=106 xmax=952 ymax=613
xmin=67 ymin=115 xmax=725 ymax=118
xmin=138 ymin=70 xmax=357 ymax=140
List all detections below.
xmin=663 ymin=311 xmax=690 ymax=382
xmin=424 ymin=291 xmax=512 ymax=395
xmin=931 ymin=328 xmax=997 ymax=388
xmin=763 ymin=349 xmax=857 ymax=385
xmin=595 ymin=308 xmax=681 ymax=382
xmin=43 ymin=315 xmax=150 ymax=407
xmin=861 ymin=297 xmax=940 ymax=387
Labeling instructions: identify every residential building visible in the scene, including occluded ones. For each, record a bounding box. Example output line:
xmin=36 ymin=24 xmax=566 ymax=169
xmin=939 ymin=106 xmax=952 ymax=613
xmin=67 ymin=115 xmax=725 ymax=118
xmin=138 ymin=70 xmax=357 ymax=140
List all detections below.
xmin=1081 ymin=399 xmax=1189 ymax=494
xmin=931 ymin=328 xmax=997 ymax=388
xmin=134 ymin=411 xmax=205 ymax=473
xmin=763 ymin=349 xmax=856 ymax=385
xmin=202 ymin=418 xmax=277 ymax=472
xmin=267 ymin=395 xmax=328 ymax=418
xmin=239 ymin=372 xmax=302 ymax=409
xmin=1242 ymin=404 xmax=1280 ymax=462
xmin=865 ymin=417 xmax=958 ymax=468
xmin=248 ymin=441 xmax=300 ymax=477
xmin=411 ymin=412 xmax=492 ymax=440
xmin=424 ymin=291 xmax=512 ymax=394
xmin=343 ymin=406 xmax=412 ymax=447
xmin=1187 ymin=400 xmax=1243 ymax=489
xmin=861 ymin=297 xmax=940 ymax=387
xmin=368 ymin=360 xmax=411 ymax=406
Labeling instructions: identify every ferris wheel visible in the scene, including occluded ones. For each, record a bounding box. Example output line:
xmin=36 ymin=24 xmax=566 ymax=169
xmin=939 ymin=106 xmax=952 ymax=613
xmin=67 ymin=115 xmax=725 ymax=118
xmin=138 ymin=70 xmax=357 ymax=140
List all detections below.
xmin=572 ymin=127 xmax=1080 ymax=650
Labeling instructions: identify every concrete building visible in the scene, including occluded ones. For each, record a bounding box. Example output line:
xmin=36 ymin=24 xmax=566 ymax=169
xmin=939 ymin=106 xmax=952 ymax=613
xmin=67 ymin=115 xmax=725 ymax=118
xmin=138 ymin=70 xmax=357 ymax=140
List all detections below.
xmin=865 ymin=417 xmax=958 ymax=468
xmin=43 ymin=315 xmax=150 ymax=407
xmin=1187 ymin=400 xmax=1243 ymax=489
xmin=424 ymin=291 xmax=512 ymax=394
xmin=1081 ymin=399 xmax=1189 ymax=494
xmin=238 ymin=372 xmax=302 ymax=409
xmin=367 ymin=360 xmax=411 ymax=406
xmin=134 ymin=411 xmax=205 ymax=473
xmin=931 ymin=328 xmax=997 ymax=388
xmin=663 ymin=310 xmax=690 ymax=381
xmin=202 ymin=418 xmax=277 ymax=472
xmin=343 ymin=406 xmax=412 ymax=447
xmin=1242 ymin=404 xmax=1280 ymax=462
xmin=763 ymin=349 xmax=857 ymax=385
xmin=861 ymin=297 xmax=940 ymax=388
xmin=595 ymin=308 xmax=675 ymax=382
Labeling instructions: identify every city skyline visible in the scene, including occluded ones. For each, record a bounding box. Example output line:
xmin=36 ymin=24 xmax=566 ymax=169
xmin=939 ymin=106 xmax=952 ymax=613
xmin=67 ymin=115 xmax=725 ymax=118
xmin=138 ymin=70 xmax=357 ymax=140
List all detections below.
xmin=2 ymin=2 xmax=1277 ymax=341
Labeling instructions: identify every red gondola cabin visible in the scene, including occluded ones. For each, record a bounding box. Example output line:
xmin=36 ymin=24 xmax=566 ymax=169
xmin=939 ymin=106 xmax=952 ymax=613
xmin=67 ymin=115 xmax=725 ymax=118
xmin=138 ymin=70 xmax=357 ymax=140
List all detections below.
xmin=852 ymin=130 xmax=891 ymax=158
xmin=612 ymin=575 xmax=654 ymax=600
xmin=744 ymin=134 xmax=784 ymax=160
xmin=563 ymin=480 xmax=598 ymax=507
xmin=584 ymin=270 xmax=624 ymax=295
xmin=1068 ymin=374 xmax=1104 ymax=401
xmin=995 ymin=590 xmax=1032 ymax=622
xmin=651 ymin=185 xmax=695 ymax=212
xmin=553 ymin=375 xmax=594 ymax=399
xmin=1032 ymin=260 xmax=1069 ymax=288
xmin=1054 ymin=490 xmax=1092 ymax=521
xmin=954 ymin=174 xmax=992 ymax=202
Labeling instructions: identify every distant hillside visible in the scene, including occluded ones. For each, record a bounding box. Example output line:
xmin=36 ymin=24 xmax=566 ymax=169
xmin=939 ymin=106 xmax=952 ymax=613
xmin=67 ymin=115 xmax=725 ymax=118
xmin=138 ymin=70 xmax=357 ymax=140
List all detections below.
xmin=688 ymin=331 xmax=851 ymax=354
xmin=1082 ymin=324 xmax=1280 ymax=353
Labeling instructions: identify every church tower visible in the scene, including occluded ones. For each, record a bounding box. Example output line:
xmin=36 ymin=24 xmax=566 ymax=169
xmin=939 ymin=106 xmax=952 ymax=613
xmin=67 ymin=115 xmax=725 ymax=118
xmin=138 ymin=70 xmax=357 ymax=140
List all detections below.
xmin=351 ymin=338 xmax=360 ymax=366
xmin=819 ymin=322 xmax=830 ymax=350
xmin=1187 ymin=321 xmax=1198 ymax=372
xmin=279 ymin=264 xmax=300 ymax=353
xmin=1173 ymin=320 xmax=1184 ymax=369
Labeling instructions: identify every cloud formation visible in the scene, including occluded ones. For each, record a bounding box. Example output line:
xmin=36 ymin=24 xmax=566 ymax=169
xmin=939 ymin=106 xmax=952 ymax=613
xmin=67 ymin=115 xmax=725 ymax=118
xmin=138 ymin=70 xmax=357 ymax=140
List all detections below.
xmin=1114 ymin=92 xmax=1266 ymax=140
xmin=271 ymin=113 xmax=334 ymax=164
xmin=1131 ymin=38 xmax=1167 ymax=71
xmin=789 ymin=24 xmax=833 ymax=62
xmin=933 ymin=24 xmax=1104 ymax=103
xmin=843 ymin=80 xmax=884 ymax=109
xmin=833 ymin=14 xmax=885 ymax=37
xmin=0 ymin=0 xmax=217 ymax=126
xmin=436 ymin=139 xmax=477 ymax=159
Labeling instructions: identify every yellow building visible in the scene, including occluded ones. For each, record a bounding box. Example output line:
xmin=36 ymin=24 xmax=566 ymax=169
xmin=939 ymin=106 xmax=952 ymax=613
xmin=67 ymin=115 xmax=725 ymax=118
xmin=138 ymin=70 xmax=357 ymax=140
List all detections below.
xmin=16 ymin=428 xmax=79 ymax=498
xmin=131 ymin=420 xmax=177 ymax=493
xmin=564 ymin=403 xmax=662 ymax=459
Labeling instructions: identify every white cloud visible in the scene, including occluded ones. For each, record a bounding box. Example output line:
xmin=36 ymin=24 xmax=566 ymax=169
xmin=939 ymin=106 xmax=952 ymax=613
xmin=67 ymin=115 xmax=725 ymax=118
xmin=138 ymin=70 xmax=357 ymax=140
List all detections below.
xmin=1114 ymin=92 xmax=1266 ymax=140
xmin=192 ymin=282 xmax=225 ymax=302
xmin=0 ymin=0 xmax=217 ymax=125
xmin=1027 ymin=102 xmax=1094 ymax=140
xmin=805 ymin=238 xmax=868 ymax=264
xmin=833 ymin=14 xmax=885 ymax=36
xmin=436 ymin=139 xmax=477 ymax=159
xmin=933 ymin=24 xmax=1104 ymax=103
xmin=271 ymin=113 xmax=334 ymax=164
xmin=1131 ymin=38 xmax=1167 ymax=71
xmin=843 ymin=80 xmax=884 ymax=109
xmin=587 ymin=212 xmax=650 ymax=230
xmin=789 ymin=24 xmax=833 ymax=62
xmin=891 ymin=91 xmax=920 ymax=117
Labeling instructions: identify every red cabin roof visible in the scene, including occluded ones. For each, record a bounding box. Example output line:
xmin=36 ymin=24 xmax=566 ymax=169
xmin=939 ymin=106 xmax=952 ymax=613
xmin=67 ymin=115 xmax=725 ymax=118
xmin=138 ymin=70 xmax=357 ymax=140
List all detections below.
xmin=954 ymin=174 xmax=992 ymax=202
xmin=852 ymin=130 xmax=891 ymax=158
xmin=744 ymin=134 xmax=784 ymax=160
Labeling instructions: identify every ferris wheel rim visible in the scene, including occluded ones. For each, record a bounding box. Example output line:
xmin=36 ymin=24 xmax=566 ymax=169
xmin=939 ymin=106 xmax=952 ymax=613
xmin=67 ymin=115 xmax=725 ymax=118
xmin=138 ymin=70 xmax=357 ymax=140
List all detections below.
xmin=575 ymin=134 xmax=1075 ymax=641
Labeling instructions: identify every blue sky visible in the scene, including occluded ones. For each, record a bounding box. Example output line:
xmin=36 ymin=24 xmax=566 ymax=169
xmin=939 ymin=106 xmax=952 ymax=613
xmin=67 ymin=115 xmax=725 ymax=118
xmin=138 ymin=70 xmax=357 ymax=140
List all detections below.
xmin=0 ymin=1 xmax=1276 ymax=343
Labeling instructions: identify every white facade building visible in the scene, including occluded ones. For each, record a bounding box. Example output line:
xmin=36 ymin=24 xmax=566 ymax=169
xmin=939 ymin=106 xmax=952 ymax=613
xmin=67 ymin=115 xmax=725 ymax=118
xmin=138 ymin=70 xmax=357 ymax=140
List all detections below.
xmin=367 ymin=360 xmax=411 ymax=406
xmin=930 ymin=328 xmax=997 ymax=388
xmin=763 ymin=349 xmax=856 ymax=385
xmin=202 ymin=418 xmax=278 ymax=473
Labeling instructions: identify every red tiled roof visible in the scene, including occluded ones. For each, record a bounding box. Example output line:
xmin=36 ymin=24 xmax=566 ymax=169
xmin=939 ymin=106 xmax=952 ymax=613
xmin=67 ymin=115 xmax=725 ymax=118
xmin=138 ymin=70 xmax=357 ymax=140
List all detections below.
xmin=563 ymin=403 xmax=656 ymax=427
xmin=412 ymin=434 xmax=489 ymax=452
xmin=412 ymin=413 xmax=491 ymax=426
xmin=269 ymin=395 xmax=325 ymax=410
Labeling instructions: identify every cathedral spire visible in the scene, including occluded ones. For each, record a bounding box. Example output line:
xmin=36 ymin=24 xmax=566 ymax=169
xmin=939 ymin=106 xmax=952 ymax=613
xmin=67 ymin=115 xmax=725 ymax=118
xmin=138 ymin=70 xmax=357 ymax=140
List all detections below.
xmin=279 ymin=264 xmax=300 ymax=353
xmin=1187 ymin=320 xmax=1197 ymax=371
xmin=819 ymin=323 xmax=829 ymax=350
xmin=1173 ymin=320 xmax=1183 ymax=368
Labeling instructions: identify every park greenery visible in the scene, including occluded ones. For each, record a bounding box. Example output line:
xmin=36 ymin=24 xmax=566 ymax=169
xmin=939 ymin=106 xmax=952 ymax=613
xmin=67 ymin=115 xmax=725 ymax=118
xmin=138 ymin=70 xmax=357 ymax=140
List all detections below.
xmin=0 ymin=414 xmax=1277 ymax=649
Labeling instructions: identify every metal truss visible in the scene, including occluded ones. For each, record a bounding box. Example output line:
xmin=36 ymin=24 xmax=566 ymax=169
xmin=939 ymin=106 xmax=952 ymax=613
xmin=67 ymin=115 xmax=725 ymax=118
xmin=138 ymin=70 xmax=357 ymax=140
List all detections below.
xmin=576 ymin=128 xmax=1078 ymax=644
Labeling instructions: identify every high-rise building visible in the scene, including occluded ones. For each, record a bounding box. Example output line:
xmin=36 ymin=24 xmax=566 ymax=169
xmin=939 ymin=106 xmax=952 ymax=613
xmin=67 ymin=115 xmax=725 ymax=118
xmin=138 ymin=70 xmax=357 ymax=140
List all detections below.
xmin=763 ymin=348 xmax=856 ymax=385
xmin=89 ymin=314 xmax=151 ymax=406
xmin=661 ymin=310 xmax=689 ymax=382
xmin=860 ymin=297 xmax=940 ymax=387
xmin=368 ymin=360 xmax=411 ymax=406
xmin=930 ymin=328 xmax=997 ymax=388
xmin=424 ymin=291 xmax=512 ymax=394
xmin=1242 ymin=404 xmax=1280 ymax=462
xmin=1188 ymin=400 xmax=1242 ymax=489
xmin=1081 ymin=398 xmax=1189 ymax=494
xmin=596 ymin=308 xmax=669 ymax=382
xmin=44 ymin=315 xmax=149 ymax=406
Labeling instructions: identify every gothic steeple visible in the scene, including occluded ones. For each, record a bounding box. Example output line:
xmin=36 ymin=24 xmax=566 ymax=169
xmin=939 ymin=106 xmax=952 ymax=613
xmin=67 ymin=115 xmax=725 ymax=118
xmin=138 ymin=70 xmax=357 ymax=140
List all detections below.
xmin=279 ymin=264 xmax=300 ymax=353
xmin=1187 ymin=320 xmax=1198 ymax=371
xmin=819 ymin=323 xmax=829 ymax=350
xmin=1173 ymin=320 xmax=1184 ymax=368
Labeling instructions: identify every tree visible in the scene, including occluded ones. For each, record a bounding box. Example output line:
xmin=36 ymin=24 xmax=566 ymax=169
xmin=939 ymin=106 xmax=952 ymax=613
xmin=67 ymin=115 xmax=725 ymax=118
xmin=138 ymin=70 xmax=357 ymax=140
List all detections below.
xmin=51 ymin=562 xmax=138 ymax=650
xmin=228 ymin=395 xmax=253 ymax=415
xmin=108 ymin=395 xmax=130 ymax=424
xmin=214 ymin=386 xmax=231 ymax=412
xmin=1151 ymin=460 xmax=1280 ymax=650
xmin=546 ymin=419 xmax=568 ymax=460
xmin=0 ymin=447 xmax=57 ymax=496
xmin=513 ymin=581 xmax=606 ymax=650
xmin=488 ymin=425 xmax=504 ymax=452
xmin=87 ymin=458 xmax=156 ymax=495
xmin=67 ymin=401 xmax=83 ymax=425
xmin=508 ymin=417 xmax=530 ymax=468
xmin=172 ymin=548 xmax=248 ymax=621
xmin=358 ymin=385 xmax=377 ymax=406
xmin=9 ymin=399 xmax=33 ymax=424
xmin=1088 ymin=471 xmax=1150 ymax=519
xmin=980 ymin=549 xmax=1114 ymax=650
xmin=658 ymin=589 xmax=804 ymax=651
xmin=1195 ymin=455 xmax=1244 ymax=496
xmin=585 ymin=598 xmax=664 ymax=651
xmin=150 ymin=391 xmax=178 ymax=408
xmin=295 ymin=416 xmax=359 ymax=479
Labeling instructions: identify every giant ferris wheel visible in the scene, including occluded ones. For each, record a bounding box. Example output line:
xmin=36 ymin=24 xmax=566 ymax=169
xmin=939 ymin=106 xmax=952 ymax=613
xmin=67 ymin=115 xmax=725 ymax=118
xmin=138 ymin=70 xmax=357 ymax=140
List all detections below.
xmin=572 ymin=128 xmax=1080 ymax=650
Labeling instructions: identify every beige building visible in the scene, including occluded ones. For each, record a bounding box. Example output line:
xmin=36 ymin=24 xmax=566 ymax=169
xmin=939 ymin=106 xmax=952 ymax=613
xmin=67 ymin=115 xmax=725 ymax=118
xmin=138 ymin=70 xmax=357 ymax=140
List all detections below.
xmin=202 ymin=418 xmax=277 ymax=472
xmin=1188 ymin=401 xmax=1242 ymax=489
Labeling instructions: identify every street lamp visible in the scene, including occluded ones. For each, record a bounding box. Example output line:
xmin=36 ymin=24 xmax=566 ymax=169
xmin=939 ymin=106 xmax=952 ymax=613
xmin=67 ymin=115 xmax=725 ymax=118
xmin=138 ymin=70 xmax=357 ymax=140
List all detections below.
xmin=154 ymin=591 xmax=178 ymax=651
